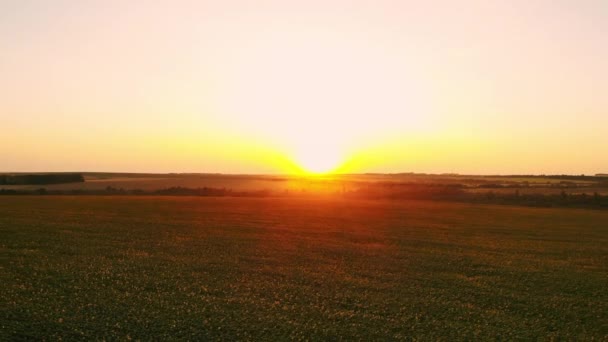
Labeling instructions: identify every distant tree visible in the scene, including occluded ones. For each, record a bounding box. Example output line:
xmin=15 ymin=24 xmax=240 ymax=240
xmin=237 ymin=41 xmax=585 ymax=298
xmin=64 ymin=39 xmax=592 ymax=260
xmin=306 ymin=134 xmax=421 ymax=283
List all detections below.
xmin=4 ymin=173 xmax=84 ymax=185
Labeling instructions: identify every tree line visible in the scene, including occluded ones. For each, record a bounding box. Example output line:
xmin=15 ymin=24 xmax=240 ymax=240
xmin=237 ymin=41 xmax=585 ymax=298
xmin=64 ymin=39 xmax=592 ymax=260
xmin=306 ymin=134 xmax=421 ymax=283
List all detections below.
xmin=0 ymin=173 xmax=84 ymax=185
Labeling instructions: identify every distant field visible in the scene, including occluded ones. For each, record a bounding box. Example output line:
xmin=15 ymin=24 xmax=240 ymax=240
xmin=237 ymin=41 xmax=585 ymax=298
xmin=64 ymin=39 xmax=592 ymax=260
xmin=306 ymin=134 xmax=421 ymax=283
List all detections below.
xmin=1 ymin=173 xmax=340 ymax=193
xmin=1 ymin=196 xmax=607 ymax=339
xmin=2 ymin=173 xmax=607 ymax=195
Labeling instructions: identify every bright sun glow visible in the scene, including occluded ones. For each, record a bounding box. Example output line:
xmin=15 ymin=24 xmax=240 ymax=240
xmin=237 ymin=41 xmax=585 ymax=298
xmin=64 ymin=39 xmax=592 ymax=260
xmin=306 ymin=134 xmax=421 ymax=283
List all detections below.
xmin=294 ymin=144 xmax=343 ymax=174
xmin=210 ymin=25 xmax=433 ymax=175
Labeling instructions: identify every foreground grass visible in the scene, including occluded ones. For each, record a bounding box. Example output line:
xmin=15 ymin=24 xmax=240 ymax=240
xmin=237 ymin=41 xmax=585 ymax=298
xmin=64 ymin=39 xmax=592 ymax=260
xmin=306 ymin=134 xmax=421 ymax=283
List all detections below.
xmin=1 ymin=196 xmax=607 ymax=340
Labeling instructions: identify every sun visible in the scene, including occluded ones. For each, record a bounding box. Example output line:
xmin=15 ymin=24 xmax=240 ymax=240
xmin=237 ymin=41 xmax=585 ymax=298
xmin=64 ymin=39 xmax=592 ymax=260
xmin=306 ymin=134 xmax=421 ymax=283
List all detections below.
xmin=294 ymin=144 xmax=343 ymax=175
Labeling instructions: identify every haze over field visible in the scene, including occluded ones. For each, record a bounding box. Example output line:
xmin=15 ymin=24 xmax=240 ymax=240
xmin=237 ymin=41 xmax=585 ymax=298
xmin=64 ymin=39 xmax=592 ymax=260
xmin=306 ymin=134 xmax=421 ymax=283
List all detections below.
xmin=1 ymin=0 xmax=607 ymax=174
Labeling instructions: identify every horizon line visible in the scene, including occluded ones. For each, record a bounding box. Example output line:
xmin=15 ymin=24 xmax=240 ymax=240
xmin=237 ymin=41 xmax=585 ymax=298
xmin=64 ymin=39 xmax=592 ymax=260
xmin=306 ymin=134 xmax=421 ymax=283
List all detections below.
xmin=1 ymin=171 xmax=607 ymax=177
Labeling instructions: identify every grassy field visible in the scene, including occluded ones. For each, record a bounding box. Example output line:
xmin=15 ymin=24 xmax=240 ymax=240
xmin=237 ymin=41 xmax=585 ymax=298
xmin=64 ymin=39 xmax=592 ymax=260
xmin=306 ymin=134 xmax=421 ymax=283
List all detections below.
xmin=1 ymin=196 xmax=607 ymax=340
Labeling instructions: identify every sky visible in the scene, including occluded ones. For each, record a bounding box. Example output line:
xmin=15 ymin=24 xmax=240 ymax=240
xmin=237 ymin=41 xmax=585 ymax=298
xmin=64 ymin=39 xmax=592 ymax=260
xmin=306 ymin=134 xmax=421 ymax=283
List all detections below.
xmin=1 ymin=0 xmax=607 ymax=174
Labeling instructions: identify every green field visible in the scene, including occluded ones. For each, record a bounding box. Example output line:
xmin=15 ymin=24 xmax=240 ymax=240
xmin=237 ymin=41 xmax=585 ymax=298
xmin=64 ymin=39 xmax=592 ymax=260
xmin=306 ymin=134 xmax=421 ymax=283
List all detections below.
xmin=1 ymin=196 xmax=607 ymax=340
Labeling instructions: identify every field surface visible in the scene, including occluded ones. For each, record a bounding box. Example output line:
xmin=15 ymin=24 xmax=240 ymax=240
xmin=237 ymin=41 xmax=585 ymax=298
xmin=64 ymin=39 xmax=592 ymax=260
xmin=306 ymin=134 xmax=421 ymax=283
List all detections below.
xmin=1 ymin=196 xmax=607 ymax=340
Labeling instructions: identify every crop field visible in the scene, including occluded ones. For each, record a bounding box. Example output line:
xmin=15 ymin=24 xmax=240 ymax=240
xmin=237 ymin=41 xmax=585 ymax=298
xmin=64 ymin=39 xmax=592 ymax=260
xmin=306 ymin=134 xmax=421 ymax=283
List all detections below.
xmin=1 ymin=196 xmax=607 ymax=340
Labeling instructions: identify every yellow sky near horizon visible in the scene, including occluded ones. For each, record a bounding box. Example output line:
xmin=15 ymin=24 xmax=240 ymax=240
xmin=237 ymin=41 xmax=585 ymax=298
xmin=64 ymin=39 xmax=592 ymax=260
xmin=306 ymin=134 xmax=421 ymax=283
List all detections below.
xmin=1 ymin=1 xmax=607 ymax=174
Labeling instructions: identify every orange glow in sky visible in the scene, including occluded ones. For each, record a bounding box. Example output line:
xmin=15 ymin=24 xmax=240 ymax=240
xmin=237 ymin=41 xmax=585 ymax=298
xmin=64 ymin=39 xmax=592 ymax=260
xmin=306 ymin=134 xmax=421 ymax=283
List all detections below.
xmin=1 ymin=1 xmax=607 ymax=174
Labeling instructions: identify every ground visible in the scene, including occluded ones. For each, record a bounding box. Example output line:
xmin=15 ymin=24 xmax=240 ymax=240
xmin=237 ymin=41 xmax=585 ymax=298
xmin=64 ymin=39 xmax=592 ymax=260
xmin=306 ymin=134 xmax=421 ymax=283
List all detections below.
xmin=1 ymin=196 xmax=607 ymax=340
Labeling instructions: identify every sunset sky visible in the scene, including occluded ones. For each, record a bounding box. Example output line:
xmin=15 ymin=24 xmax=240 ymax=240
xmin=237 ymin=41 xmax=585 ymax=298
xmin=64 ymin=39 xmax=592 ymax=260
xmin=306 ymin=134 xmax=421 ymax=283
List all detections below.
xmin=1 ymin=1 xmax=607 ymax=174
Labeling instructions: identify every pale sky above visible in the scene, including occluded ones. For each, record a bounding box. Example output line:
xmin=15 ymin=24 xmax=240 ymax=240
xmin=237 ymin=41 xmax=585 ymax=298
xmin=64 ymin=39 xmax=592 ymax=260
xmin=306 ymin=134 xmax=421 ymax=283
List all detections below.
xmin=1 ymin=0 xmax=607 ymax=174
